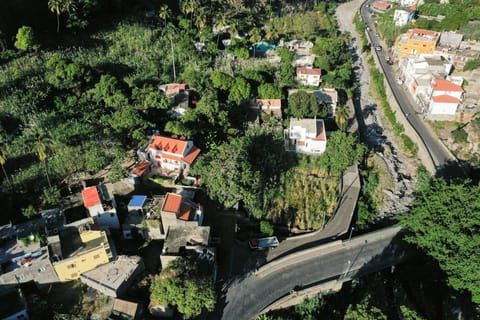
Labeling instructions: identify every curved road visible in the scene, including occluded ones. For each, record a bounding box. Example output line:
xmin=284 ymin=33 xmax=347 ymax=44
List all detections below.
xmin=221 ymin=226 xmax=410 ymax=320
xmin=360 ymin=2 xmax=456 ymax=170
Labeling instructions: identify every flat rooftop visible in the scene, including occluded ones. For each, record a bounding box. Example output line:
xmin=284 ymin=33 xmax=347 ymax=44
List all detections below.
xmin=80 ymin=255 xmax=143 ymax=291
xmin=163 ymin=226 xmax=210 ymax=255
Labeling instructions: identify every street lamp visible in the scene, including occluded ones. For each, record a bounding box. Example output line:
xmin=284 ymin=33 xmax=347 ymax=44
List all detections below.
xmin=348 ymin=227 xmax=354 ymax=241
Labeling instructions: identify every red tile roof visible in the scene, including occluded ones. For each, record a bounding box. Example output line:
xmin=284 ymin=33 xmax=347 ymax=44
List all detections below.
xmin=183 ymin=146 xmax=201 ymax=165
xmin=130 ymin=160 xmax=151 ymax=177
xmin=178 ymin=203 xmax=192 ymax=221
xmin=163 ymin=193 xmax=182 ymax=214
xmin=433 ymin=80 xmax=464 ymax=92
xmin=412 ymin=28 xmax=438 ymax=36
xmin=149 ymin=136 xmax=188 ymax=155
xmin=431 ymin=95 xmax=460 ymax=103
xmin=165 ymin=83 xmax=186 ymax=96
xmin=373 ymin=2 xmax=391 ymax=9
xmin=82 ymin=187 xmax=101 ymax=208
xmin=256 ymin=99 xmax=282 ymax=109
xmin=296 ymin=67 xmax=321 ymax=76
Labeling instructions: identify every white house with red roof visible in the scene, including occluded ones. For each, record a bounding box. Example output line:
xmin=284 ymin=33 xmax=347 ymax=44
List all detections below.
xmin=428 ymin=79 xmax=464 ymax=115
xmin=81 ymin=185 xmax=120 ymax=230
xmin=146 ymin=135 xmax=201 ymax=175
xmin=296 ymin=67 xmax=322 ymax=87
xmin=159 ymin=193 xmax=203 ymax=235
xmin=286 ymin=118 xmax=327 ymax=155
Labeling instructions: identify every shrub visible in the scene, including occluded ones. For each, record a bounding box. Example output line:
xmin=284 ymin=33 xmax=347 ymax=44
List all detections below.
xmin=452 ymin=128 xmax=468 ymax=144
xmin=260 ymin=220 xmax=274 ymax=236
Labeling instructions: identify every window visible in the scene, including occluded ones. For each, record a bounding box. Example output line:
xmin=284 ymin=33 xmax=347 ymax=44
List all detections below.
xmin=93 ymin=254 xmax=101 ymax=260
xmin=67 ymin=263 xmax=76 ymax=269
xmin=105 ymin=248 xmax=111 ymax=255
xmin=70 ymin=273 xmax=79 ymax=278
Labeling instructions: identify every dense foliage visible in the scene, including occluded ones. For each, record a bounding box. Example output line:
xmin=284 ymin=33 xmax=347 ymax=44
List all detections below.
xmin=150 ymin=255 xmax=216 ymax=319
xmin=398 ymin=178 xmax=480 ymax=303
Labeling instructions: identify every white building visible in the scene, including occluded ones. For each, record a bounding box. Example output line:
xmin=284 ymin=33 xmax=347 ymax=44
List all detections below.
xmin=285 ymin=118 xmax=327 ymax=155
xmin=428 ymin=79 xmax=464 ymax=115
xmin=81 ymin=185 xmax=120 ymax=230
xmin=146 ymin=135 xmax=201 ymax=175
xmin=296 ymin=67 xmax=322 ymax=87
xmin=394 ymin=10 xmax=410 ymax=27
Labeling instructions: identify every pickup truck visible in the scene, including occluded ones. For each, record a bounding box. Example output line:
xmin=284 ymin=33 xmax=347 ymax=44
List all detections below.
xmin=249 ymin=236 xmax=279 ymax=250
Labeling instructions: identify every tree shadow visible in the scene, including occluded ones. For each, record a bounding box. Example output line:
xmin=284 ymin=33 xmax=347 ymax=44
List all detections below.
xmin=435 ymin=159 xmax=478 ymax=183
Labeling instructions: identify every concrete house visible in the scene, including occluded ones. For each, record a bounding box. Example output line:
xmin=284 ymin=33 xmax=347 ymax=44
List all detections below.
xmin=0 ymin=217 xmax=59 ymax=292
xmin=80 ymin=255 xmax=145 ymax=297
xmin=285 ymin=118 xmax=327 ymax=155
xmin=394 ymin=29 xmax=440 ymax=58
xmin=296 ymin=67 xmax=322 ymax=87
xmin=160 ymin=193 xmax=203 ymax=235
xmin=81 ymin=185 xmax=120 ymax=230
xmin=252 ymin=99 xmax=282 ymax=118
xmin=428 ymin=79 xmax=464 ymax=115
xmin=48 ymin=218 xmax=113 ymax=282
xmin=145 ymin=135 xmax=201 ymax=176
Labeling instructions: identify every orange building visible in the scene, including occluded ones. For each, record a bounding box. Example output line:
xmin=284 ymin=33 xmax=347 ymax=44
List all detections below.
xmin=394 ymin=29 xmax=440 ymax=58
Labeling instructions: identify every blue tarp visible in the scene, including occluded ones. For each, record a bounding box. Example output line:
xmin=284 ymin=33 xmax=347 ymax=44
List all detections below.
xmin=128 ymin=195 xmax=147 ymax=208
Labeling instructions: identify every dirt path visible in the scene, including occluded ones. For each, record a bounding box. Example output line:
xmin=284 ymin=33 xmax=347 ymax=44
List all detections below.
xmin=335 ymin=1 xmax=415 ymax=215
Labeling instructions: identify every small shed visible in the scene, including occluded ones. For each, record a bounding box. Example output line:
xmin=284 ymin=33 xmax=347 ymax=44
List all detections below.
xmin=128 ymin=195 xmax=147 ymax=213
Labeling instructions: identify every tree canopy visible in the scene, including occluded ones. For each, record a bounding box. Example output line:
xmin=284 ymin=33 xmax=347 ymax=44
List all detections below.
xmin=287 ymin=91 xmax=327 ymax=118
xmin=14 ymin=26 xmax=39 ymax=51
xmin=150 ymin=256 xmax=216 ymax=319
xmin=398 ymin=178 xmax=480 ymax=303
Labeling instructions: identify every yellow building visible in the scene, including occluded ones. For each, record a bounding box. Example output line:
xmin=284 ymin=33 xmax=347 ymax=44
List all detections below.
xmin=394 ymin=29 xmax=440 ymax=58
xmin=48 ymin=218 xmax=113 ymax=282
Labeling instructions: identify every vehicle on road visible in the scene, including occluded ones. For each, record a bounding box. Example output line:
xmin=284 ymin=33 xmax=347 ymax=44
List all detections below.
xmin=249 ymin=237 xmax=279 ymax=250
xmin=385 ymin=57 xmax=393 ymax=65
xmin=375 ymin=45 xmax=382 ymax=51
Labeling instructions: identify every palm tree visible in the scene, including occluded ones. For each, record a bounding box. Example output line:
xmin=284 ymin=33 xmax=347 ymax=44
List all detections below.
xmin=0 ymin=146 xmax=12 ymax=190
xmin=48 ymin=0 xmax=76 ymax=33
xmin=194 ymin=9 xmax=207 ymax=30
xmin=249 ymin=28 xmax=262 ymax=57
xmin=215 ymin=14 xmax=227 ymax=46
xmin=158 ymin=4 xmax=171 ymax=26
xmin=335 ymin=105 xmax=349 ymax=131
xmin=265 ymin=27 xmax=279 ymax=41
xmin=28 ymin=130 xmax=54 ymax=188
xmin=48 ymin=0 xmax=62 ymax=33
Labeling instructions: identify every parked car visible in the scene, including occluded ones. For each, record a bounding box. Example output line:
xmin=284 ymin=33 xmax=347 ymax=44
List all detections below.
xmin=385 ymin=57 xmax=393 ymax=65
xmin=375 ymin=46 xmax=382 ymax=51
xmin=249 ymin=237 xmax=279 ymax=250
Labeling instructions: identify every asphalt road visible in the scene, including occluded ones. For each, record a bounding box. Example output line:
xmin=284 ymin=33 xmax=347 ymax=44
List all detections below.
xmin=221 ymin=226 xmax=409 ymax=320
xmin=266 ymin=165 xmax=360 ymax=262
xmin=360 ymin=3 xmax=456 ymax=170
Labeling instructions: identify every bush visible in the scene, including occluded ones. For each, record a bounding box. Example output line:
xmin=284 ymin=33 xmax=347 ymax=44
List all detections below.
xmin=463 ymin=58 xmax=480 ymax=71
xmin=260 ymin=220 xmax=274 ymax=236
xmin=452 ymin=128 xmax=468 ymax=144
xmin=22 ymin=205 xmax=37 ymax=219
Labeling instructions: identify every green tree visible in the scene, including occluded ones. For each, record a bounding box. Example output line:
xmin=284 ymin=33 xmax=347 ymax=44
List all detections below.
xmin=41 ymin=186 xmax=62 ymax=206
xmin=45 ymin=55 xmax=90 ymax=90
xmin=398 ymin=179 xmax=480 ymax=303
xmin=48 ymin=0 xmax=67 ymax=33
xmin=335 ymin=105 xmax=349 ymax=131
xmin=249 ymin=28 xmax=262 ymax=57
xmin=90 ymin=75 xmax=128 ymax=108
xmin=400 ymin=305 xmax=425 ymax=320
xmin=210 ymin=71 xmax=234 ymax=90
xmin=344 ymin=302 xmax=387 ymax=320
xmin=260 ymin=220 xmax=274 ymax=236
xmin=150 ymin=256 xmax=215 ymax=319
xmin=14 ymin=26 xmax=39 ymax=51
xmin=287 ymin=91 xmax=327 ymax=118
xmin=229 ymin=77 xmax=251 ymax=104
xmin=22 ymin=205 xmax=37 ymax=219
xmin=319 ymin=131 xmax=366 ymax=175
xmin=158 ymin=4 xmax=171 ymax=26
xmin=258 ymin=83 xmax=282 ymax=99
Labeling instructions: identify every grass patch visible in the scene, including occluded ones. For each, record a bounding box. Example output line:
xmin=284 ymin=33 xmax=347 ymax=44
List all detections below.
xmin=353 ymin=13 xmax=370 ymax=52
xmin=268 ymin=158 xmax=339 ymax=231
xmin=149 ymin=176 xmax=174 ymax=185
